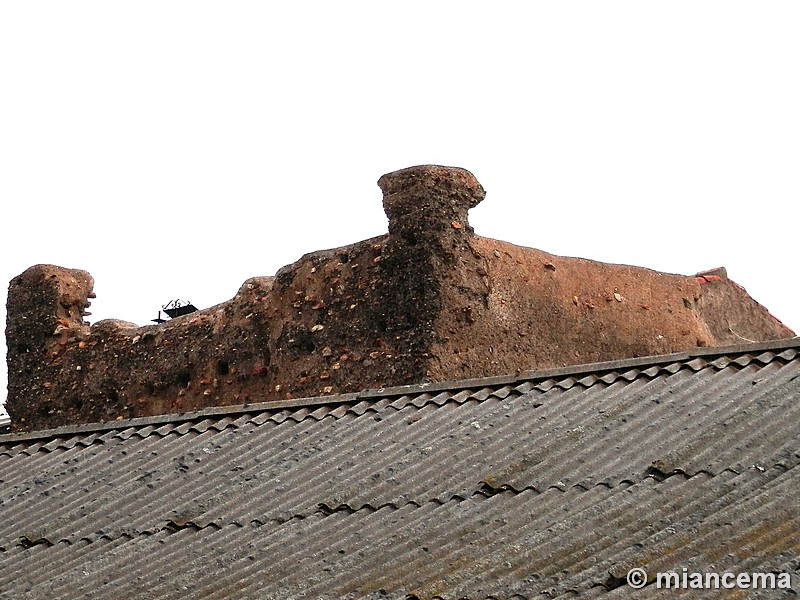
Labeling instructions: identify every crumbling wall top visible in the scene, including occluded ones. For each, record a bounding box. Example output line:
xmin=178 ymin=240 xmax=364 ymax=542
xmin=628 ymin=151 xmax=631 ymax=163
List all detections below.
xmin=379 ymin=165 xmax=485 ymax=236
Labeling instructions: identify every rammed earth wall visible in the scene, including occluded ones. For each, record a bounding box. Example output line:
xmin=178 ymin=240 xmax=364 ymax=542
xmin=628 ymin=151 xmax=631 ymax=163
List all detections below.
xmin=6 ymin=166 xmax=794 ymax=431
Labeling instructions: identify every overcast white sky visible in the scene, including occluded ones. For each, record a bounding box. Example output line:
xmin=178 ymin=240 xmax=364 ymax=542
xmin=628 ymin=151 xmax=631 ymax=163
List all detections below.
xmin=2 ymin=3 xmax=799 ymax=415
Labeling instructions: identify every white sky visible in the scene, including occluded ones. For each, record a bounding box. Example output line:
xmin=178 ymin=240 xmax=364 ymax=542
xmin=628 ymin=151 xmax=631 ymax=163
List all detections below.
xmin=2 ymin=2 xmax=799 ymax=414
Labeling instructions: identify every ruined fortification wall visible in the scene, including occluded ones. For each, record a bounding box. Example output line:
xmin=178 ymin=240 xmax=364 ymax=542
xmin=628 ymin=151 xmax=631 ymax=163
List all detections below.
xmin=6 ymin=166 xmax=794 ymax=431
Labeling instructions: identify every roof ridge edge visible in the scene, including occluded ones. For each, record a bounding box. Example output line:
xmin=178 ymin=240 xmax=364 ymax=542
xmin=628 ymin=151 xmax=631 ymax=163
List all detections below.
xmin=2 ymin=337 xmax=797 ymax=443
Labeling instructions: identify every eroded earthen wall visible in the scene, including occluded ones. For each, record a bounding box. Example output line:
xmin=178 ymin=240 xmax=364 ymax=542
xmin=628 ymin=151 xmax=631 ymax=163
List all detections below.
xmin=6 ymin=166 xmax=795 ymax=431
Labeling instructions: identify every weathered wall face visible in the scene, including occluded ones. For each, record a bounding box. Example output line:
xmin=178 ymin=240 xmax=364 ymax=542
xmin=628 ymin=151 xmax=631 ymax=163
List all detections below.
xmin=427 ymin=239 xmax=793 ymax=381
xmin=6 ymin=165 xmax=795 ymax=431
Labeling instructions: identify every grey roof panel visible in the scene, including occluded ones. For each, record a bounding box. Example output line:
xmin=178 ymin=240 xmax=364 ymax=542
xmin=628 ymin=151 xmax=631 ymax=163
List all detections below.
xmin=0 ymin=342 xmax=799 ymax=598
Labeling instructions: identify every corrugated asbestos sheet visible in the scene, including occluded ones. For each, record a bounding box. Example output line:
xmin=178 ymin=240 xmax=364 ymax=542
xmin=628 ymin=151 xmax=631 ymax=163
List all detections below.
xmin=1 ymin=341 xmax=799 ymax=599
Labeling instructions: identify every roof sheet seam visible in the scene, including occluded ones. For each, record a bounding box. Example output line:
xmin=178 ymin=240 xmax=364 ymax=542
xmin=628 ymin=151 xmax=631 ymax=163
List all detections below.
xmin=7 ymin=462 xmax=774 ymax=545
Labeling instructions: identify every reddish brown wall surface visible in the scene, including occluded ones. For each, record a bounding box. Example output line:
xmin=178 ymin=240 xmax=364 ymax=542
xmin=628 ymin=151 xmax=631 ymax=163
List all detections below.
xmin=6 ymin=166 xmax=794 ymax=431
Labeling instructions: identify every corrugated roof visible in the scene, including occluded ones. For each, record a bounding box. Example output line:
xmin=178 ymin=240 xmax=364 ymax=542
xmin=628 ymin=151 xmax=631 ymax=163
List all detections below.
xmin=1 ymin=340 xmax=799 ymax=598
